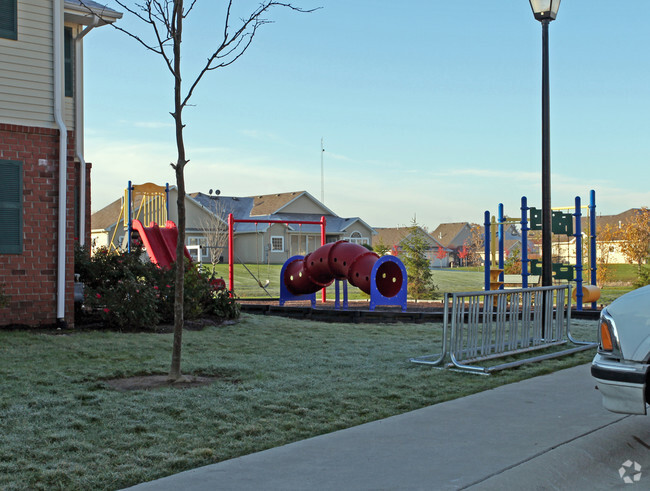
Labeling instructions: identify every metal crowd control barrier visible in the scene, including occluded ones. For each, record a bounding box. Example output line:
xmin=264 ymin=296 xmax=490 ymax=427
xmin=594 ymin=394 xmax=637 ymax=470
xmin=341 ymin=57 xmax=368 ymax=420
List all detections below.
xmin=410 ymin=285 xmax=597 ymax=374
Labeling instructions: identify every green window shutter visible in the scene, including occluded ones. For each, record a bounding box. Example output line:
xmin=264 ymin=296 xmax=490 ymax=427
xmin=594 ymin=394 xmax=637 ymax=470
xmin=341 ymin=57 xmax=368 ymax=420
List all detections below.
xmin=0 ymin=0 xmax=17 ymax=40
xmin=0 ymin=160 xmax=23 ymax=254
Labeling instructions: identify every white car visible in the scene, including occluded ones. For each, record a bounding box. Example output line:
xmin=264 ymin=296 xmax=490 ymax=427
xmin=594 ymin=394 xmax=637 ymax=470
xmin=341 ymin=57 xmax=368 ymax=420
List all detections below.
xmin=592 ymin=285 xmax=650 ymax=415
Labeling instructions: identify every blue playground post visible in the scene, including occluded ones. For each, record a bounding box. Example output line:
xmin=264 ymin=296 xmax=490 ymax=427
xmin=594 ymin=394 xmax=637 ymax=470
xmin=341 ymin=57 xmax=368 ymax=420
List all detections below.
xmin=165 ymin=182 xmax=170 ymax=218
xmin=334 ymin=279 xmax=348 ymax=311
xmin=589 ymin=190 xmax=597 ymax=309
xmin=521 ymin=196 xmax=529 ymax=288
xmin=484 ymin=211 xmax=491 ymax=291
xmin=498 ymin=203 xmax=505 ymax=289
xmin=574 ymin=196 xmax=584 ymax=310
xmin=127 ymin=180 xmax=133 ymax=253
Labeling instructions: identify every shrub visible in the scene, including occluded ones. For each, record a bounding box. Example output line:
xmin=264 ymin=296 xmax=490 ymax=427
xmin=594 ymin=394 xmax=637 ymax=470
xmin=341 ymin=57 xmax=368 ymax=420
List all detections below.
xmin=206 ymin=289 xmax=241 ymax=319
xmin=504 ymin=245 xmax=522 ymax=275
xmin=634 ymin=266 xmax=650 ymax=289
xmin=85 ymin=274 xmax=160 ymax=330
xmin=75 ymin=245 xmax=239 ymax=330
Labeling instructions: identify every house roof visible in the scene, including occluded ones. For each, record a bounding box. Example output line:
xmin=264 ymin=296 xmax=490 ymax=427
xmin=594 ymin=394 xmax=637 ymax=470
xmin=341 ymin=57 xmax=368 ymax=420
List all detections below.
xmin=431 ymin=222 xmax=470 ymax=248
xmin=589 ymin=209 xmax=642 ymax=237
xmin=91 ymin=197 xmax=123 ymax=231
xmin=65 ymin=1 xmax=122 ymax=25
xmin=93 ymin=187 xmax=373 ymax=237
xmin=184 ymin=192 xmax=374 ymax=236
xmin=551 ymin=208 xmax=644 ymax=241
xmin=248 ymin=191 xmax=338 ymax=217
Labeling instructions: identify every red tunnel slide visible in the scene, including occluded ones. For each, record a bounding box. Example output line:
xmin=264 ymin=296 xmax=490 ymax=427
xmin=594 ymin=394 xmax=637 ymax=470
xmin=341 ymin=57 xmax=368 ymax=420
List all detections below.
xmin=283 ymin=240 xmax=403 ymax=298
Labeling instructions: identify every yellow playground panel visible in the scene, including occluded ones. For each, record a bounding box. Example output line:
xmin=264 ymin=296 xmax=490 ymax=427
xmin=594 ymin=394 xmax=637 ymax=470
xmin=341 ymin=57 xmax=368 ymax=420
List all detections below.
xmin=109 ymin=182 xmax=169 ymax=252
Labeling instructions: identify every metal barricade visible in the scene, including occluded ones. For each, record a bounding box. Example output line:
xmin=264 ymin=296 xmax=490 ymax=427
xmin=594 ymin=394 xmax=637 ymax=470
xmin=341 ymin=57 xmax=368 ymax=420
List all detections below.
xmin=410 ymin=285 xmax=596 ymax=374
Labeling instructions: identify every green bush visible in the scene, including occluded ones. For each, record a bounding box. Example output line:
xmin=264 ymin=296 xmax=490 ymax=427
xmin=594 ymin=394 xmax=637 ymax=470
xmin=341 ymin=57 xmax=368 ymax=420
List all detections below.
xmin=634 ymin=265 xmax=650 ymax=289
xmin=85 ymin=274 xmax=160 ymax=330
xmin=75 ymin=245 xmax=239 ymax=330
xmin=207 ymin=289 xmax=241 ymax=319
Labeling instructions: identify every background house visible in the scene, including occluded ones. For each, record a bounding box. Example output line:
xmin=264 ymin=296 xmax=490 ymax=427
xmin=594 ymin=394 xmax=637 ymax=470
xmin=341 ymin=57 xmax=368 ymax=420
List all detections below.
xmin=552 ymin=209 xmax=641 ymax=265
xmin=372 ymin=226 xmax=448 ymax=267
xmin=430 ymin=222 xmax=474 ymax=267
xmin=91 ymin=188 xmax=376 ymax=265
xmin=0 ymin=0 xmax=121 ymax=327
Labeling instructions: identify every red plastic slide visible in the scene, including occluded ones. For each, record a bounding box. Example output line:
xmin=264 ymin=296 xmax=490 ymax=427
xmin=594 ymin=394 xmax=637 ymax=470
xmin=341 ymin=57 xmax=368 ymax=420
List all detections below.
xmin=284 ymin=240 xmax=403 ymax=297
xmin=131 ymin=219 xmax=192 ymax=269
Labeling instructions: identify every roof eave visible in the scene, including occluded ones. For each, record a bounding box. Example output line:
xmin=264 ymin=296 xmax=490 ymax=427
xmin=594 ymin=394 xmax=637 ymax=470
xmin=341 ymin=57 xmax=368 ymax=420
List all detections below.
xmin=64 ymin=2 xmax=122 ymax=26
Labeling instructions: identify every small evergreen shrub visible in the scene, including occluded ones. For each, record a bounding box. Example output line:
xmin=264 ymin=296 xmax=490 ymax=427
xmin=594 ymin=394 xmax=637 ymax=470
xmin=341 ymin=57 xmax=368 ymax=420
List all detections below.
xmin=634 ymin=266 xmax=650 ymax=289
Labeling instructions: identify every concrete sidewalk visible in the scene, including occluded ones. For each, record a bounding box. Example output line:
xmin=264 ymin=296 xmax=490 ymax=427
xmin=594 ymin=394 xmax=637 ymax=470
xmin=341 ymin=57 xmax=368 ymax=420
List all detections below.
xmin=124 ymin=364 xmax=650 ymax=490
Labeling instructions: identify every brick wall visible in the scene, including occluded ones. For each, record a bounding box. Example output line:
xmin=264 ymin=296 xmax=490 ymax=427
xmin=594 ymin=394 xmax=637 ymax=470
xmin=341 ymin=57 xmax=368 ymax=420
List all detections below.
xmin=0 ymin=123 xmax=90 ymax=327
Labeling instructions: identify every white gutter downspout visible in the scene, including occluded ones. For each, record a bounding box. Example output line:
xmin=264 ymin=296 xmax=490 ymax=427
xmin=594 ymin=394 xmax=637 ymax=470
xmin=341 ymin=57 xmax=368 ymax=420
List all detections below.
xmin=54 ymin=0 xmax=68 ymax=326
xmin=75 ymin=15 xmax=100 ymax=247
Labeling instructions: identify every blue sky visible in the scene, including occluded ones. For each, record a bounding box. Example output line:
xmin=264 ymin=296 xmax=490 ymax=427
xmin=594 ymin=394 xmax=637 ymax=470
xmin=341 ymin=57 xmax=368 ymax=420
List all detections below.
xmin=83 ymin=1 xmax=650 ymax=229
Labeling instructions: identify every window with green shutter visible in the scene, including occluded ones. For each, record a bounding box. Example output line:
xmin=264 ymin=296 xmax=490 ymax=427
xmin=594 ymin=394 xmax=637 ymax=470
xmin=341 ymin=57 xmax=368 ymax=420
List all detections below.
xmin=0 ymin=160 xmax=23 ymax=254
xmin=0 ymin=0 xmax=17 ymax=40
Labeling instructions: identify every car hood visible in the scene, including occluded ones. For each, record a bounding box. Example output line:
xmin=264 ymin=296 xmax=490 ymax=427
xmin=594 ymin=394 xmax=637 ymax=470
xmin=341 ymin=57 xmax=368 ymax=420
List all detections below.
xmin=607 ymin=284 xmax=650 ymax=361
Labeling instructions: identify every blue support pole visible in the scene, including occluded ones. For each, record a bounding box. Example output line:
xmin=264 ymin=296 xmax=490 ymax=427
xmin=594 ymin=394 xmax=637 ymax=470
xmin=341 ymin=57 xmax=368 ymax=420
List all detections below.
xmin=521 ymin=196 xmax=529 ymax=289
xmin=165 ymin=182 xmax=170 ymax=219
xmin=498 ymin=203 xmax=504 ymax=289
xmin=589 ymin=189 xmax=597 ymax=309
xmin=127 ymin=180 xmax=133 ymax=253
xmin=484 ymin=211 xmax=491 ymax=291
xmin=575 ymin=196 xmax=583 ymax=311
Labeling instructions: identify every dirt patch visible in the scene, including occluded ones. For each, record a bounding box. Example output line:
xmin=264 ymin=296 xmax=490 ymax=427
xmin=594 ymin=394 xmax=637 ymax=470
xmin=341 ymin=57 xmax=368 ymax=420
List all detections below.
xmin=105 ymin=374 xmax=219 ymax=392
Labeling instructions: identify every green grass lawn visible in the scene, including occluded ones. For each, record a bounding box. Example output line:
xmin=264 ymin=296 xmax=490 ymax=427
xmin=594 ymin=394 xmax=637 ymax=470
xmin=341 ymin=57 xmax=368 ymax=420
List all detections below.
xmin=0 ymin=314 xmax=598 ymax=490
xmin=605 ymin=263 xmax=639 ymax=283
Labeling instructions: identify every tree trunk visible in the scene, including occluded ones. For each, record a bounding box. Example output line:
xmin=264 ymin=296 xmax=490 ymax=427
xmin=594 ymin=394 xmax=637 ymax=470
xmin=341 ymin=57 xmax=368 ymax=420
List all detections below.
xmin=169 ymin=0 xmax=186 ymax=381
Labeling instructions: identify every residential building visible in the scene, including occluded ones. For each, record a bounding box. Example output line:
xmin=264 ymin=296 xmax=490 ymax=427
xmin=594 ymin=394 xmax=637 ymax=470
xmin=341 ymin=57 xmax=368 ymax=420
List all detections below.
xmin=91 ymin=189 xmax=376 ymax=265
xmin=430 ymin=222 xmax=474 ymax=267
xmin=372 ymin=226 xmax=448 ymax=267
xmin=552 ymin=209 xmax=644 ymax=265
xmin=0 ymin=0 xmax=121 ymax=327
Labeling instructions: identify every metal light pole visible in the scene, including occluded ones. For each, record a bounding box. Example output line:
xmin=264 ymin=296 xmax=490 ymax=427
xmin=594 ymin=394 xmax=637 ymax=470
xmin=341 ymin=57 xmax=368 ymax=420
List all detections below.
xmin=529 ymin=0 xmax=561 ymax=288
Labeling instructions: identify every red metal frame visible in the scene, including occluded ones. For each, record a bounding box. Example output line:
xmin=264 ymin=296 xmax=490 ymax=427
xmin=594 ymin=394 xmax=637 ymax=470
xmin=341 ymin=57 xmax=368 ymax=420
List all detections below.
xmin=228 ymin=213 xmax=327 ymax=302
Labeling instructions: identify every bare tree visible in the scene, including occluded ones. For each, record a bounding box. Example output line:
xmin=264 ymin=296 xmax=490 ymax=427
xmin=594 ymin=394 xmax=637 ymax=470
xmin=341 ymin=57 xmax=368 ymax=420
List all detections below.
xmin=466 ymin=224 xmax=485 ymax=267
xmin=87 ymin=0 xmax=317 ymax=380
xmin=199 ymin=197 xmax=229 ymax=270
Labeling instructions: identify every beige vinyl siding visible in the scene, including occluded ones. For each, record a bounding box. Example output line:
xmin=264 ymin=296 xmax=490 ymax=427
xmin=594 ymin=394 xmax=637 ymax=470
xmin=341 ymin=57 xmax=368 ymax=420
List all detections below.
xmin=280 ymin=195 xmax=328 ymax=215
xmin=0 ymin=0 xmax=75 ymax=130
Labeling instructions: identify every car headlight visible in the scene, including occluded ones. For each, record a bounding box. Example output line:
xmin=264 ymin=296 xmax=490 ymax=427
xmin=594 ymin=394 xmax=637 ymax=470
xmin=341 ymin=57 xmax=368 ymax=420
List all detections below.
xmin=598 ymin=308 xmax=622 ymax=359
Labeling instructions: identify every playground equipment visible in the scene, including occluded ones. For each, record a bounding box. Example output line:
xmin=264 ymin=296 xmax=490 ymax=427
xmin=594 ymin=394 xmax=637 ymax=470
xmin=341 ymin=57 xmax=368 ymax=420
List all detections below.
xmin=108 ymin=181 xmax=170 ymax=253
xmin=483 ymin=190 xmax=598 ymax=311
xmin=107 ymin=181 xmax=197 ymax=270
xmin=131 ymin=219 xmax=192 ymax=269
xmin=279 ymin=240 xmax=408 ymax=311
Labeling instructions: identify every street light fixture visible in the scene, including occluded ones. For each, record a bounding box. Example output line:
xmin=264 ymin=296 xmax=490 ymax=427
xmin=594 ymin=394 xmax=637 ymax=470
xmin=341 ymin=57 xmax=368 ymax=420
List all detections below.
xmin=529 ymin=0 xmax=561 ymax=21
xmin=529 ymin=0 xmax=560 ymax=290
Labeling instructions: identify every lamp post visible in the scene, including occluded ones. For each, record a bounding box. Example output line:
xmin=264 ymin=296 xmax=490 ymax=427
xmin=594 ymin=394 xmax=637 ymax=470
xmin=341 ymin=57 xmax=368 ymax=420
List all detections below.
xmin=529 ymin=0 xmax=560 ymax=290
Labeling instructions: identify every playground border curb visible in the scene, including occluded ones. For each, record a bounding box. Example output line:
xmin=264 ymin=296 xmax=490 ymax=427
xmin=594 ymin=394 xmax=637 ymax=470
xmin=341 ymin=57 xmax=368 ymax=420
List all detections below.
xmin=239 ymin=303 xmax=600 ymax=324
